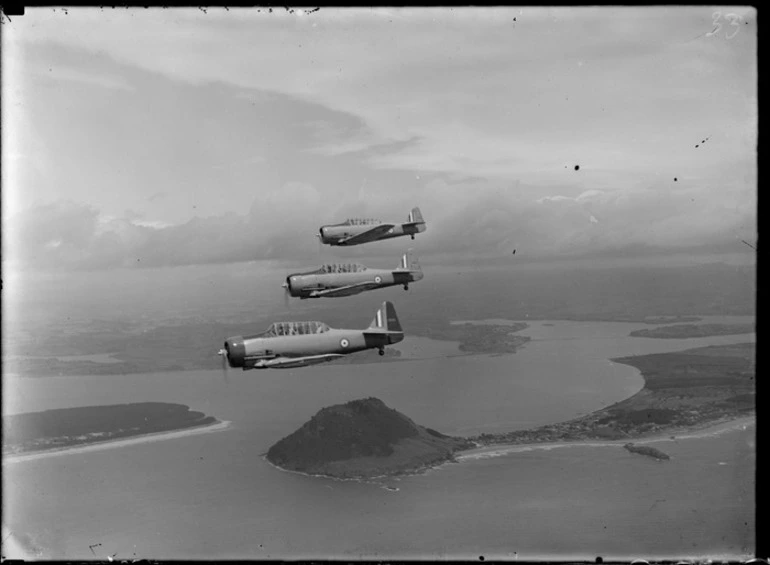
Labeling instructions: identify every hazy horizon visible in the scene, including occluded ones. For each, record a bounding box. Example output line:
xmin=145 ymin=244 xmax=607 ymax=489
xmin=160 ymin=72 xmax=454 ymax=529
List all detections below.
xmin=1 ymin=7 xmax=757 ymax=276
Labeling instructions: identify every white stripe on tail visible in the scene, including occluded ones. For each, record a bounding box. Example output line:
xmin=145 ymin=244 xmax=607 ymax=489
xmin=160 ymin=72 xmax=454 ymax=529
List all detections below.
xmin=367 ymin=301 xmax=403 ymax=333
xmin=395 ymin=249 xmax=421 ymax=271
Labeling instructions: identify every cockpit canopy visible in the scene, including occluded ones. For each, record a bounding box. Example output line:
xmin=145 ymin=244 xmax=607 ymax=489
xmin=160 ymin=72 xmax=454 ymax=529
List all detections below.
xmin=319 ymin=263 xmax=367 ymax=274
xmin=342 ymin=218 xmax=381 ymax=226
xmin=264 ymin=321 xmax=330 ymax=337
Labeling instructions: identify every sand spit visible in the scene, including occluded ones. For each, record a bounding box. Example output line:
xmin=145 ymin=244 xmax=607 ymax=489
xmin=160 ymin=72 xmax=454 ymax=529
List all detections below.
xmin=3 ymin=420 xmax=232 ymax=464
xmin=456 ymin=416 xmax=755 ymax=462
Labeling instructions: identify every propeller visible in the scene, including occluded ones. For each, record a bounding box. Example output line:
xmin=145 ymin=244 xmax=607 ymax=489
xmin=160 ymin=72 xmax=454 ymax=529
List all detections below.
xmin=282 ymin=278 xmax=291 ymax=310
xmin=217 ymin=347 xmax=230 ymax=385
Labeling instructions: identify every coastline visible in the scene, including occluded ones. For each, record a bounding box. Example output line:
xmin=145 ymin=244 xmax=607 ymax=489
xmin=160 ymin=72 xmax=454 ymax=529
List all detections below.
xmin=3 ymin=419 xmax=232 ymax=465
xmin=263 ymin=449 xmax=459 ymax=485
xmin=266 ymin=415 xmax=755 ymax=482
xmin=455 ymin=415 xmax=755 ymax=462
xmin=268 ymin=339 xmax=754 ymax=480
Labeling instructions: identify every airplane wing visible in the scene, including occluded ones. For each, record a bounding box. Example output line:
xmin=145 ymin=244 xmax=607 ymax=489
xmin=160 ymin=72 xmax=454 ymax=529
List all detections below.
xmin=338 ymin=224 xmax=396 ymax=245
xmin=250 ymin=354 xmax=345 ymax=369
xmin=311 ymin=281 xmax=383 ymax=298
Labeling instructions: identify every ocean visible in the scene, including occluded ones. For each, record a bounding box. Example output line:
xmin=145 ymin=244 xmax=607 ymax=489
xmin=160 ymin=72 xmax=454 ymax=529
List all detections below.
xmin=2 ymin=318 xmax=756 ymax=560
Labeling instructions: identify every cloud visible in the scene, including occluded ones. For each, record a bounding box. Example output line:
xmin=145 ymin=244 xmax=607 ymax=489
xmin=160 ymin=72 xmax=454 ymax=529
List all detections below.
xmin=3 ymin=168 xmax=756 ymax=274
xmin=42 ymin=65 xmax=134 ymax=91
xmin=3 ymin=182 xmax=324 ymax=272
xmin=7 ymin=8 xmax=757 ymax=188
xmin=2 ymin=8 xmax=756 ymax=271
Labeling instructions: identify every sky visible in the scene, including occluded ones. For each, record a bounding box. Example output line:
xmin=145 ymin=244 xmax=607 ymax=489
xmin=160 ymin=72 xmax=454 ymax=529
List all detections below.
xmin=1 ymin=7 xmax=758 ymax=275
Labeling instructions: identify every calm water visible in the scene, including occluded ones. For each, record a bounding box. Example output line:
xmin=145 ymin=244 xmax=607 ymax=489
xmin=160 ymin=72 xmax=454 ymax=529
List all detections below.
xmin=3 ymin=319 xmax=756 ymax=560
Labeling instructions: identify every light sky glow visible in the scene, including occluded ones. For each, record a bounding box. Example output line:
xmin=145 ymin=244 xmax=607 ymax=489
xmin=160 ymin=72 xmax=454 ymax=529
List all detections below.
xmin=1 ymin=7 xmax=757 ymax=273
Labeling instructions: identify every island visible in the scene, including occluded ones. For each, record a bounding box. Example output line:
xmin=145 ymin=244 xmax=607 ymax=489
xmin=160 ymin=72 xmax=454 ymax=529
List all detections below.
xmin=3 ymin=402 xmax=220 ymax=456
xmin=624 ymin=443 xmax=670 ymax=460
xmin=629 ymin=323 xmax=755 ymax=339
xmin=266 ymin=398 xmax=473 ymax=479
xmin=413 ymin=322 xmax=530 ymax=355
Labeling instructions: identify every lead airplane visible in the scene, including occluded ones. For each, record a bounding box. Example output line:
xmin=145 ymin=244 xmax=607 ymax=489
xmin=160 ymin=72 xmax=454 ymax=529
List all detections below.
xmin=282 ymin=249 xmax=423 ymax=299
xmin=318 ymin=207 xmax=426 ymax=246
xmin=218 ymin=301 xmax=404 ymax=369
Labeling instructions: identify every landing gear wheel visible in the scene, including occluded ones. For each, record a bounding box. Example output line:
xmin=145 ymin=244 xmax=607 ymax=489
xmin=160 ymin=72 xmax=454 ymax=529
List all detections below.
xmin=411 ymin=235 xmax=415 ymax=240
xmin=378 ymin=349 xmax=385 ymax=356
xmin=403 ymin=285 xmax=409 ymax=291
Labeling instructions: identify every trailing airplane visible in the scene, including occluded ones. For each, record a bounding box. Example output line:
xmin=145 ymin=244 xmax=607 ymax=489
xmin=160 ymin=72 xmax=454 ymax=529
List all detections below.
xmin=217 ymin=301 xmax=404 ymax=369
xmin=318 ymin=207 xmax=426 ymax=246
xmin=282 ymin=249 xmax=424 ymax=300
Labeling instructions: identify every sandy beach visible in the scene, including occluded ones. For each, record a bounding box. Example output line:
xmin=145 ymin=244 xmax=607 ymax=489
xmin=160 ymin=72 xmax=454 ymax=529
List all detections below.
xmin=3 ymin=419 xmax=232 ymax=465
xmin=456 ymin=416 xmax=756 ymax=462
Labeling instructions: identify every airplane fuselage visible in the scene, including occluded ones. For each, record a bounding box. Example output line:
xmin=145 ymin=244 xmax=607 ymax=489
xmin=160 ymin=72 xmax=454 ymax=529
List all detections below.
xmin=225 ymin=328 xmax=403 ymax=369
xmin=319 ymin=223 xmax=422 ymax=246
xmin=286 ymin=268 xmax=420 ymax=298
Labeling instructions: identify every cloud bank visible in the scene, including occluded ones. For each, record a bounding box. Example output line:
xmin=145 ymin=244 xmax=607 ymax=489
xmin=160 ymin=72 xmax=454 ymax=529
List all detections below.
xmin=1 ymin=7 xmax=757 ymax=273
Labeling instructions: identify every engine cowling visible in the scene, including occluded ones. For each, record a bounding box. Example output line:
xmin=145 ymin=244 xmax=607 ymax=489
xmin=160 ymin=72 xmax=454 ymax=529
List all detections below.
xmin=224 ymin=337 xmax=246 ymax=368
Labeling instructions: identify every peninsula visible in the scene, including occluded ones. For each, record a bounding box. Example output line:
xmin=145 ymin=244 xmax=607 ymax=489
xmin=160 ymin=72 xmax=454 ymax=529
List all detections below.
xmin=268 ymin=343 xmax=754 ymax=478
xmin=629 ymin=323 xmax=755 ymax=339
xmin=3 ymin=402 xmax=220 ymax=456
xmin=470 ymin=342 xmax=755 ymax=447
xmin=266 ymin=398 xmax=472 ymax=479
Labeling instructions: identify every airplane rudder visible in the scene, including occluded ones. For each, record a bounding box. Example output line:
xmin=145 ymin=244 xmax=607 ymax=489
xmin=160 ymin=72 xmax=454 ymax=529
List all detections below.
xmin=410 ymin=207 xmax=424 ymax=223
xmin=384 ymin=301 xmax=403 ymax=333
xmin=407 ymin=248 xmax=421 ymax=271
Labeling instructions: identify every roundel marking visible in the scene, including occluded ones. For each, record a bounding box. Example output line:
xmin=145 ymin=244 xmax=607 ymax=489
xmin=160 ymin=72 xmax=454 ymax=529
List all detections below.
xmin=374 ymin=276 xmax=382 ymax=283
xmin=340 ymin=338 xmax=350 ymax=348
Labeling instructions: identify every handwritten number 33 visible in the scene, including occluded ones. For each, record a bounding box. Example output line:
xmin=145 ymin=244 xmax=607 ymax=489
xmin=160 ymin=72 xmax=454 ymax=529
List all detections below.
xmin=707 ymin=12 xmax=742 ymax=40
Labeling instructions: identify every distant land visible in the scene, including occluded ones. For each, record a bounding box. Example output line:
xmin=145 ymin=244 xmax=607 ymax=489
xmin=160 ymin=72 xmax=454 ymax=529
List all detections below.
xmin=4 ymin=262 xmax=754 ymax=378
xmin=470 ymin=342 xmax=755 ymax=447
xmin=268 ymin=343 xmax=754 ymax=478
xmin=629 ymin=323 xmax=755 ymax=339
xmin=266 ymin=398 xmax=472 ymax=479
xmin=641 ymin=315 xmax=702 ymax=324
xmin=412 ymin=321 xmax=530 ymax=355
xmin=3 ymin=321 xmax=529 ymax=377
xmin=3 ymin=403 xmax=219 ymax=456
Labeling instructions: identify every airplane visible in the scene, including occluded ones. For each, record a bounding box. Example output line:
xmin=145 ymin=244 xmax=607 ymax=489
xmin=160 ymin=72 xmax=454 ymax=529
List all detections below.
xmin=318 ymin=207 xmax=426 ymax=246
xmin=282 ymin=249 xmax=424 ymax=300
xmin=217 ymin=301 xmax=404 ymax=369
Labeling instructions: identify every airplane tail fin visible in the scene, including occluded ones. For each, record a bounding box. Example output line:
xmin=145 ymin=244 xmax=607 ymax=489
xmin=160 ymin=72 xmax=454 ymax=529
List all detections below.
xmin=367 ymin=301 xmax=403 ymax=333
xmin=407 ymin=207 xmax=425 ymax=224
xmin=395 ymin=248 xmax=421 ymax=272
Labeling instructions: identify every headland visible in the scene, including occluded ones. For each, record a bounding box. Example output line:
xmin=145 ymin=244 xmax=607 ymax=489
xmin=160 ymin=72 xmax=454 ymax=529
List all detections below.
xmin=266 ymin=398 xmax=473 ymax=479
